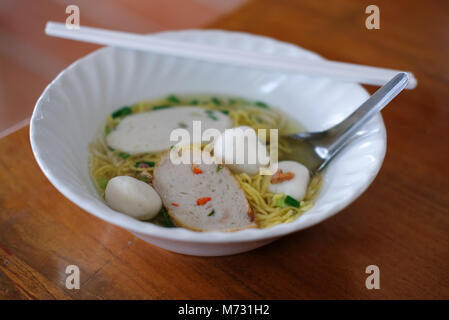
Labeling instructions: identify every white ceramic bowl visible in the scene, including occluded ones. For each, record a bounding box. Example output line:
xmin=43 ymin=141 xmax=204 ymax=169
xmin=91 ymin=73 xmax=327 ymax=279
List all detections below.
xmin=30 ymin=30 xmax=386 ymax=256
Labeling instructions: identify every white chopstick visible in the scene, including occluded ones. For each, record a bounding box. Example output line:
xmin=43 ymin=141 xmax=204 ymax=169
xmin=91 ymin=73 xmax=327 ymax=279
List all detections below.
xmin=45 ymin=22 xmax=417 ymax=89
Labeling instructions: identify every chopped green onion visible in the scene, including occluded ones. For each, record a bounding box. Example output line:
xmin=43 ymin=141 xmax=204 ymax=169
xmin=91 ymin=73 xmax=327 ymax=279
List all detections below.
xmin=107 ymin=146 xmax=115 ymax=151
xmin=161 ymin=208 xmax=175 ymax=228
xmin=170 ymin=145 xmax=175 ymax=149
xmin=136 ymin=161 xmax=155 ymax=168
xmin=105 ymin=125 xmax=111 ymax=135
xmin=167 ymin=94 xmax=180 ymax=103
xmin=284 ymin=195 xmax=300 ymax=208
xmin=205 ymin=109 xmax=218 ymax=120
xmin=275 ymin=198 xmax=287 ymax=208
xmin=220 ymin=110 xmax=229 ymax=115
xmin=211 ymin=97 xmax=221 ymax=105
xmin=191 ymin=99 xmax=199 ymax=105
xmin=153 ymin=105 xmax=170 ymax=110
xmin=118 ymin=152 xmax=130 ymax=159
xmin=208 ymin=210 xmax=215 ymax=216
xmin=216 ymin=165 xmax=223 ymax=172
xmin=97 ymin=178 xmax=109 ymax=190
xmin=255 ymin=101 xmax=269 ymax=108
xmin=229 ymin=98 xmax=237 ymax=104
xmin=111 ymin=106 xmax=132 ymax=118
xmin=275 ymin=195 xmax=300 ymax=208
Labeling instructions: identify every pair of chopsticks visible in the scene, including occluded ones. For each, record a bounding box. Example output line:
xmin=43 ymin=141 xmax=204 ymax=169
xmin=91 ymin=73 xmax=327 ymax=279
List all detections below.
xmin=45 ymin=22 xmax=417 ymax=89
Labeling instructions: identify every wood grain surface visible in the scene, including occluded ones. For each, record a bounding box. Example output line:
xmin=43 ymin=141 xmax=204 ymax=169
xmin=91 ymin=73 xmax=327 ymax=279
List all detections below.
xmin=0 ymin=0 xmax=248 ymax=135
xmin=0 ymin=0 xmax=448 ymax=299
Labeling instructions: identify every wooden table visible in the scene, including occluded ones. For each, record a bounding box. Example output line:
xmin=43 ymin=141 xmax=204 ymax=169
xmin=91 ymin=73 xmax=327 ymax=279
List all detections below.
xmin=1 ymin=0 xmax=448 ymax=299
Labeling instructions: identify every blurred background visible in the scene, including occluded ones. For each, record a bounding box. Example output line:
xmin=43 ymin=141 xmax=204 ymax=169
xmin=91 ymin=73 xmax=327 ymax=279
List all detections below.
xmin=0 ymin=0 xmax=248 ymax=137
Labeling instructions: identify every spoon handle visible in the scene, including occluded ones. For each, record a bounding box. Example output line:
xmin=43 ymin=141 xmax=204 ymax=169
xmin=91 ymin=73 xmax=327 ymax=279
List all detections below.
xmin=325 ymin=72 xmax=409 ymax=157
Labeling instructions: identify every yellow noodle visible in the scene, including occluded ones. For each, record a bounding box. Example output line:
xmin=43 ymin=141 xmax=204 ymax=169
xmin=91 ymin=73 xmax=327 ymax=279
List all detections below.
xmin=235 ymin=173 xmax=321 ymax=228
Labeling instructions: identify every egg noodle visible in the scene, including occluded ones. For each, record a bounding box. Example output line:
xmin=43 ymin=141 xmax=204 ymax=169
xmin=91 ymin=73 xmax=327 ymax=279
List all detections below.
xmin=89 ymin=95 xmax=321 ymax=229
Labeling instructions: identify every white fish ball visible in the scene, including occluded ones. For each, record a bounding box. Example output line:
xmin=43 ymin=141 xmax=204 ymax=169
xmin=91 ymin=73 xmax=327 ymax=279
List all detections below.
xmin=105 ymin=176 xmax=162 ymax=220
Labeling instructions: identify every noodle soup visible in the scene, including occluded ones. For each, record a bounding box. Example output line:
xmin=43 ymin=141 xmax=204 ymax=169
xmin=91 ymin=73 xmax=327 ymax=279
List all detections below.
xmin=89 ymin=95 xmax=321 ymax=230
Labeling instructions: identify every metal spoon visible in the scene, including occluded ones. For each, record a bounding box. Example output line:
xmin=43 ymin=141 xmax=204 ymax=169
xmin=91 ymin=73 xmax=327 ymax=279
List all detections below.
xmin=283 ymin=72 xmax=409 ymax=172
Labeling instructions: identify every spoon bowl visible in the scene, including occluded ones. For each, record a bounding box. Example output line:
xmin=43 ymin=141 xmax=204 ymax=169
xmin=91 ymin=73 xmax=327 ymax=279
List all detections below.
xmin=284 ymin=73 xmax=409 ymax=173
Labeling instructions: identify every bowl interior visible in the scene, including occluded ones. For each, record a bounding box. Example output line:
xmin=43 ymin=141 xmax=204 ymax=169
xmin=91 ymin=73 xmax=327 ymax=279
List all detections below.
xmin=30 ymin=30 xmax=385 ymax=242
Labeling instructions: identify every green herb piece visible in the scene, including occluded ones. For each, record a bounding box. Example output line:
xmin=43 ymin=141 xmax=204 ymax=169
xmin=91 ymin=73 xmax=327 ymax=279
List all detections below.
xmin=211 ymin=97 xmax=221 ymax=105
xmin=170 ymin=145 xmax=175 ymax=149
xmin=255 ymin=101 xmax=269 ymax=108
xmin=112 ymin=106 xmax=132 ymax=118
xmin=153 ymin=105 xmax=170 ymax=110
xmin=167 ymin=94 xmax=180 ymax=103
xmin=284 ymin=195 xmax=300 ymax=208
xmin=275 ymin=198 xmax=287 ymax=208
xmin=220 ymin=110 xmax=229 ymax=115
xmin=229 ymin=98 xmax=237 ymax=104
xmin=205 ymin=109 xmax=218 ymax=120
xmin=178 ymin=122 xmax=188 ymax=128
xmin=161 ymin=208 xmax=175 ymax=228
xmin=208 ymin=210 xmax=215 ymax=216
xmin=105 ymin=125 xmax=111 ymax=135
xmin=216 ymin=165 xmax=223 ymax=172
xmin=118 ymin=152 xmax=130 ymax=159
xmin=136 ymin=161 xmax=155 ymax=168
xmin=107 ymin=146 xmax=115 ymax=151
xmin=97 ymin=178 xmax=109 ymax=190
xmin=191 ymin=99 xmax=199 ymax=105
